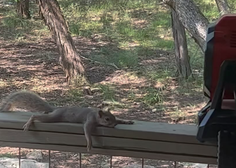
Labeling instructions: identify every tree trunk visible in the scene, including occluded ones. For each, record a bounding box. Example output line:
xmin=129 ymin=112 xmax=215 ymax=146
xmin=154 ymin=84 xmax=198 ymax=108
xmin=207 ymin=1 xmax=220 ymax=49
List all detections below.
xmin=163 ymin=0 xmax=209 ymax=52
xmin=171 ymin=9 xmax=192 ymax=79
xmin=215 ymin=0 xmax=231 ymax=15
xmin=37 ymin=0 xmax=85 ymax=83
xmin=16 ymin=0 xmax=31 ymax=19
xmin=35 ymin=0 xmax=43 ymax=19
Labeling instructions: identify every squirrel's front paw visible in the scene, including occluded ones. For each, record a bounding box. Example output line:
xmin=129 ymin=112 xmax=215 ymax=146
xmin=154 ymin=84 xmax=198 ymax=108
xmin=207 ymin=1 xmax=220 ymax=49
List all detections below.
xmin=23 ymin=123 xmax=29 ymax=131
xmin=87 ymin=144 xmax=92 ymax=152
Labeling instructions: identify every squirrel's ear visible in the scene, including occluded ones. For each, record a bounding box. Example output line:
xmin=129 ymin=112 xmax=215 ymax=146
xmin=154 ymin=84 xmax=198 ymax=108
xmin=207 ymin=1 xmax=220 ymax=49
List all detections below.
xmin=98 ymin=110 xmax=104 ymax=118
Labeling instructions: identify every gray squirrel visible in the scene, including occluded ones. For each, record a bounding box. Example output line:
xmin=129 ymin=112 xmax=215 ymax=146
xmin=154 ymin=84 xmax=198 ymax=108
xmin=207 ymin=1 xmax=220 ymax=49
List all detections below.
xmin=0 ymin=91 xmax=134 ymax=151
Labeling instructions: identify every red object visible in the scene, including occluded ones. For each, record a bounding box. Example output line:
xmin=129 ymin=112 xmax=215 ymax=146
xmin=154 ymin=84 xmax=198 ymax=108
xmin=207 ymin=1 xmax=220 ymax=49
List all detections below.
xmin=206 ymin=14 xmax=236 ymax=100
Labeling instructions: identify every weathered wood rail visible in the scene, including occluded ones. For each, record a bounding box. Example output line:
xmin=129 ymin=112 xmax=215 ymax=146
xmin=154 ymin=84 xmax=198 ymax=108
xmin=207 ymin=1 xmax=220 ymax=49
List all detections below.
xmin=0 ymin=111 xmax=217 ymax=164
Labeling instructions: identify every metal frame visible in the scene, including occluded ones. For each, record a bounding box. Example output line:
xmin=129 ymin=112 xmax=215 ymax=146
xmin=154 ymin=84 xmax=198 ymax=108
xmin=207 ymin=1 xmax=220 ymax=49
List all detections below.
xmin=12 ymin=147 xmax=209 ymax=167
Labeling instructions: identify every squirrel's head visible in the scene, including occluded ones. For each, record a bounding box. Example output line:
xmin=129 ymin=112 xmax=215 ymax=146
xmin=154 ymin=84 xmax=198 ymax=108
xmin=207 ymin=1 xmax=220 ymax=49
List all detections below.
xmin=97 ymin=108 xmax=117 ymax=128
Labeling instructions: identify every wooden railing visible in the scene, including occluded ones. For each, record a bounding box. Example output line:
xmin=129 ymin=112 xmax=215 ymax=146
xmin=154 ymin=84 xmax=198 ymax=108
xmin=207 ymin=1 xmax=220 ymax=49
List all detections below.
xmin=0 ymin=111 xmax=217 ymax=165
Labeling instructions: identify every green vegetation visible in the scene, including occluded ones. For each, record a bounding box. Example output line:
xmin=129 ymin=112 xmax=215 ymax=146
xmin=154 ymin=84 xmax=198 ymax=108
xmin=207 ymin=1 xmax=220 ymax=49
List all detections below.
xmin=143 ymin=88 xmax=163 ymax=106
xmin=0 ymin=3 xmax=48 ymax=41
xmin=98 ymin=84 xmax=116 ymax=101
xmin=0 ymin=153 xmax=17 ymax=158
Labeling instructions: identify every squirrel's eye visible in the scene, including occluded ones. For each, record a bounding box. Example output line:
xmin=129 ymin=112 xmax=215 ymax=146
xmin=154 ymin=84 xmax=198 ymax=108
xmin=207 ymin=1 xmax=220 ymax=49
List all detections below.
xmin=105 ymin=118 xmax=110 ymax=121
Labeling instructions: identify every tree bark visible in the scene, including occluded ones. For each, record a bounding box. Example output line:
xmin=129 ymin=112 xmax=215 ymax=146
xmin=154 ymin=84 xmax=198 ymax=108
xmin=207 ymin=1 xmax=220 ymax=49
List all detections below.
xmin=163 ymin=0 xmax=209 ymax=52
xmin=171 ymin=9 xmax=192 ymax=79
xmin=215 ymin=0 xmax=231 ymax=15
xmin=37 ymin=0 xmax=85 ymax=83
xmin=16 ymin=0 xmax=31 ymax=19
xmin=35 ymin=0 xmax=43 ymax=19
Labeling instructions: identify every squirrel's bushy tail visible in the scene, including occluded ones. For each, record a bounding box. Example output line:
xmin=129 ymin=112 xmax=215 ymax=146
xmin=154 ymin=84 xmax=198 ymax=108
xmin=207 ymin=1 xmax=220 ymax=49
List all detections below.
xmin=0 ymin=99 xmax=13 ymax=111
xmin=0 ymin=90 xmax=55 ymax=113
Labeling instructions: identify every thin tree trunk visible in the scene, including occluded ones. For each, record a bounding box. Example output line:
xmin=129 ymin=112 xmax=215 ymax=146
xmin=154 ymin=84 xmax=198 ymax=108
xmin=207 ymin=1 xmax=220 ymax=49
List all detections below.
xmin=35 ymin=0 xmax=43 ymax=19
xmin=215 ymin=0 xmax=231 ymax=15
xmin=16 ymin=0 xmax=30 ymax=19
xmin=171 ymin=9 xmax=192 ymax=79
xmin=37 ymin=0 xmax=85 ymax=83
xmin=163 ymin=0 xmax=209 ymax=52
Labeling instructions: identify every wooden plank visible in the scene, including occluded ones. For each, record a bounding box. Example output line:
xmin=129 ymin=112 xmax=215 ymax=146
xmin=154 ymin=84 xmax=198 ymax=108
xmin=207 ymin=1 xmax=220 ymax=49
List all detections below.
xmin=0 ymin=129 xmax=217 ymax=157
xmin=0 ymin=112 xmax=212 ymax=145
xmin=0 ymin=111 xmax=217 ymax=164
xmin=0 ymin=142 xmax=217 ymax=164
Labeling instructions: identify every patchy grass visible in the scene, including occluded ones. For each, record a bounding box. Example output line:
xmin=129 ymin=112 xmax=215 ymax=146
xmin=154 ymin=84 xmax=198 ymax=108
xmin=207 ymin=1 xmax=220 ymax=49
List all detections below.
xmin=90 ymin=47 xmax=139 ymax=69
xmin=142 ymin=88 xmax=163 ymax=106
xmin=0 ymin=4 xmax=48 ymax=42
xmin=97 ymin=84 xmax=116 ymax=101
xmin=66 ymin=89 xmax=84 ymax=102
xmin=0 ymin=153 xmax=17 ymax=158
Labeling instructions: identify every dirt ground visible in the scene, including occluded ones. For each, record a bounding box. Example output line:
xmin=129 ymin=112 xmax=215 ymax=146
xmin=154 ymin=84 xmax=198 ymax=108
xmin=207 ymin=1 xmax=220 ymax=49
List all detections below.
xmin=0 ymin=36 xmax=207 ymax=123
